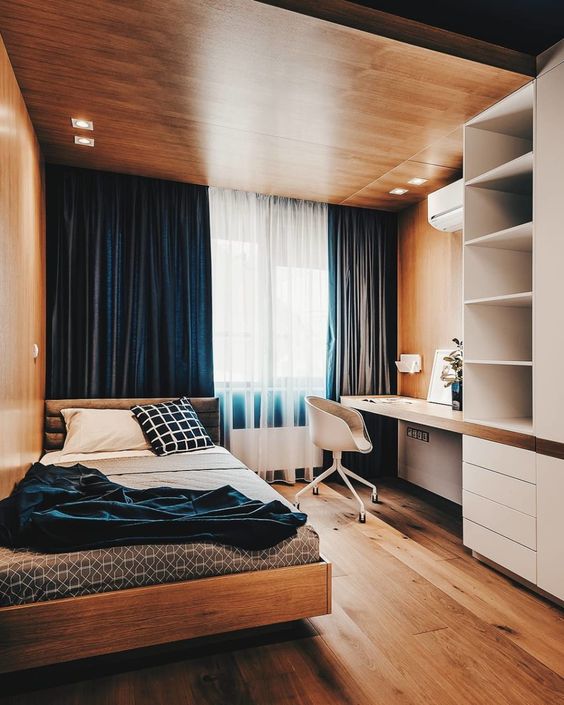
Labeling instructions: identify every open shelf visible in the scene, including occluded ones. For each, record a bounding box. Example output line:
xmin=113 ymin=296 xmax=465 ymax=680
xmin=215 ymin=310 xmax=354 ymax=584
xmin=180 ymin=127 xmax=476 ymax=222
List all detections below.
xmin=465 ymin=221 xmax=532 ymax=252
xmin=464 ymin=247 xmax=531 ymax=300
xmin=464 ymin=364 xmax=532 ymax=427
xmin=466 ymin=83 xmax=534 ymax=140
xmin=464 ymin=126 xmax=532 ymax=182
xmin=464 ymin=189 xmax=532 ymax=242
xmin=466 ymin=360 xmax=532 ymax=366
xmin=465 ymin=152 xmax=532 ymax=194
xmin=464 ymin=292 xmax=532 ymax=307
xmin=465 ymin=417 xmax=534 ymax=435
xmin=465 ymin=292 xmax=532 ymax=307
xmin=464 ymin=302 xmax=531 ymax=362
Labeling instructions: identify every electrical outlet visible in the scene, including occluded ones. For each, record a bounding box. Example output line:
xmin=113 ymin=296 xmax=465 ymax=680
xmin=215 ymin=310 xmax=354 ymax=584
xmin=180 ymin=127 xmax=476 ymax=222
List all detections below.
xmin=407 ymin=427 xmax=429 ymax=442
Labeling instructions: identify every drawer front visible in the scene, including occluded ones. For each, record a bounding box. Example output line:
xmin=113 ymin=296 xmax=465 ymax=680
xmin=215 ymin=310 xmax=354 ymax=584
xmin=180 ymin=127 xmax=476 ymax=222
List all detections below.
xmin=463 ymin=519 xmax=536 ymax=583
xmin=463 ymin=436 xmax=535 ymax=483
xmin=463 ymin=463 xmax=536 ymax=516
xmin=463 ymin=490 xmax=536 ymax=549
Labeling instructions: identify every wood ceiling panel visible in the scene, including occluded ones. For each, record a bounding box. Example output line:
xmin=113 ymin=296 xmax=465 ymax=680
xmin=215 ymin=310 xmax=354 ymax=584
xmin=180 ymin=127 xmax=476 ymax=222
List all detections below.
xmin=257 ymin=0 xmax=536 ymax=75
xmin=343 ymin=126 xmax=464 ymax=208
xmin=40 ymin=120 xmax=390 ymax=204
xmin=411 ymin=126 xmax=464 ymax=170
xmin=0 ymin=0 xmax=531 ymax=207
xmin=343 ymin=161 xmax=460 ymax=210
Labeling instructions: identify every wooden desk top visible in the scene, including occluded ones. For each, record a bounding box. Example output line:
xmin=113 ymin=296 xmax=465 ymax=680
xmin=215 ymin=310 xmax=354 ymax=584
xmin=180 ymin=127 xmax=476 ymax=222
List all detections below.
xmin=341 ymin=396 xmax=535 ymax=451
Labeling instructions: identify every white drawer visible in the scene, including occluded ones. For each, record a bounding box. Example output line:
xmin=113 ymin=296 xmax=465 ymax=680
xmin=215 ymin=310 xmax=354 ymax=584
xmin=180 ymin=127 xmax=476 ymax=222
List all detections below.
xmin=463 ymin=490 xmax=536 ymax=549
xmin=462 ymin=436 xmax=535 ymax=483
xmin=463 ymin=519 xmax=536 ymax=583
xmin=463 ymin=463 xmax=536 ymax=516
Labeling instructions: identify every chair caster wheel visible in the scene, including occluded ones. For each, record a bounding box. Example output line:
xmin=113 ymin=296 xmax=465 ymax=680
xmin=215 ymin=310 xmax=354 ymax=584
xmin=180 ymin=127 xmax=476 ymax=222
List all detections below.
xmin=294 ymin=502 xmax=300 ymax=510
xmin=371 ymin=493 xmax=378 ymax=504
xmin=313 ymin=486 xmax=319 ymax=495
xmin=359 ymin=512 xmax=366 ymax=523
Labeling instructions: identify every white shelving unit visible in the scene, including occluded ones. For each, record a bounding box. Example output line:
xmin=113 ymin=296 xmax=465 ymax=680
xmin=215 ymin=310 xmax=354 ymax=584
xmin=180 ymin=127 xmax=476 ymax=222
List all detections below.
xmin=462 ymin=44 xmax=564 ymax=604
xmin=463 ymin=82 xmax=534 ymax=432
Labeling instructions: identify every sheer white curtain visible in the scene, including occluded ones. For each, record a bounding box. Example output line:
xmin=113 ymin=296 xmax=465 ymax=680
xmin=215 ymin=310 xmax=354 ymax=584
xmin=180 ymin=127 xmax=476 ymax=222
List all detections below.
xmin=209 ymin=187 xmax=328 ymax=483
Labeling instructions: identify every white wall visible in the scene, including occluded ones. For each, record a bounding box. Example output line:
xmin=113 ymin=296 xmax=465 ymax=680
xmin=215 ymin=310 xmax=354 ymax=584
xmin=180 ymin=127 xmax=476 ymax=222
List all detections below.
xmin=398 ymin=421 xmax=462 ymax=504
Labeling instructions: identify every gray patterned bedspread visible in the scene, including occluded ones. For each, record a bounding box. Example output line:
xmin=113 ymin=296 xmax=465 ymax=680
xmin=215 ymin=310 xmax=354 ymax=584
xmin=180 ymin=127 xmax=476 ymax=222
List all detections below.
xmin=0 ymin=452 xmax=319 ymax=606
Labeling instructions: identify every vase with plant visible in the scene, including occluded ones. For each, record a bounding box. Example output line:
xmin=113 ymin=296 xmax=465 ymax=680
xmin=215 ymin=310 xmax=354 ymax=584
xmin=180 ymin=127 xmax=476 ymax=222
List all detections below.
xmin=441 ymin=338 xmax=463 ymax=411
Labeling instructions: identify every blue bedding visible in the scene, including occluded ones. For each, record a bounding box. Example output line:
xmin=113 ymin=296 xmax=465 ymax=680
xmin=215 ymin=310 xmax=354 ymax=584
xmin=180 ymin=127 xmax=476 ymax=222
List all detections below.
xmin=0 ymin=463 xmax=308 ymax=553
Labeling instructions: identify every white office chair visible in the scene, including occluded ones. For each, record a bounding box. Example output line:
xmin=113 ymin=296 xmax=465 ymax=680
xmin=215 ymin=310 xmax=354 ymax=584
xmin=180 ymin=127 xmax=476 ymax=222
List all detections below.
xmin=295 ymin=396 xmax=378 ymax=523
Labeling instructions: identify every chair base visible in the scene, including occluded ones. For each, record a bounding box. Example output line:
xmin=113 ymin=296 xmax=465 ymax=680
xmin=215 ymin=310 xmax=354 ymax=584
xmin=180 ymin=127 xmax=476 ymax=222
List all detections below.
xmin=294 ymin=456 xmax=378 ymax=523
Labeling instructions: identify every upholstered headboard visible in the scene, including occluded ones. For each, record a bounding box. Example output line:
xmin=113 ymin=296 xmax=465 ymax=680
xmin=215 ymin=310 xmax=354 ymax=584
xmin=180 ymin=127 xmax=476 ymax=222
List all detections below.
xmin=44 ymin=397 xmax=221 ymax=451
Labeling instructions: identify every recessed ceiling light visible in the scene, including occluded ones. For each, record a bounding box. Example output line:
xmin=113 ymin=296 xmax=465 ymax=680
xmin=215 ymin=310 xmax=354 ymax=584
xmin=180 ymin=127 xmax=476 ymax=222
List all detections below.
xmin=71 ymin=118 xmax=93 ymax=130
xmin=389 ymin=188 xmax=409 ymax=196
xmin=74 ymin=135 xmax=95 ymax=147
xmin=407 ymin=177 xmax=428 ymax=186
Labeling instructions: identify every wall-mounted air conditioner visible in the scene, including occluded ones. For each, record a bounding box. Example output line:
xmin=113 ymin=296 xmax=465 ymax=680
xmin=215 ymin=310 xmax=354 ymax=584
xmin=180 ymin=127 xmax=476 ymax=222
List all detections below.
xmin=428 ymin=179 xmax=463 ymax=232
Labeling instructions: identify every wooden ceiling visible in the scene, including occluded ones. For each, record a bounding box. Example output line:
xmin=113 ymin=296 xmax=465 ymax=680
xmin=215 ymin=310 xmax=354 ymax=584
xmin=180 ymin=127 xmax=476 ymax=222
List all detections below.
xmin=0 ymin=0 xmax=531 ymax=210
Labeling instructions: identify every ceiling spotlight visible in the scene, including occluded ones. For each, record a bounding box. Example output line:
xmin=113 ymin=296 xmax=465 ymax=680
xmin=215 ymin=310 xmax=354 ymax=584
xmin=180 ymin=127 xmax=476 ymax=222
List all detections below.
xmin=74 ymin=135 xmax=95 ymax=147
xmin=389 ymin=188 xmax=409 ymax=196
xmin=71 ymin=118 xmax=93 ymax=130
xmin=407 ymin=177 xmax=428 ymax=186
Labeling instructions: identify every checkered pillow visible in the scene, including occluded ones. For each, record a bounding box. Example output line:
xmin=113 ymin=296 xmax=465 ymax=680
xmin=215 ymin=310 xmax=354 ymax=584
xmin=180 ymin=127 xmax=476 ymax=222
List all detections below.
xmin=131 ymin=397 xmax=214 ymax=456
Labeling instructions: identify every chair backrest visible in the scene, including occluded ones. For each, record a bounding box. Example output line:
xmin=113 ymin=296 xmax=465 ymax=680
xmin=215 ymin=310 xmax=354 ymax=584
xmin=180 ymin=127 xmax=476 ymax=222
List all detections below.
xmin=305 ymin=396 xmax=372 ymax=454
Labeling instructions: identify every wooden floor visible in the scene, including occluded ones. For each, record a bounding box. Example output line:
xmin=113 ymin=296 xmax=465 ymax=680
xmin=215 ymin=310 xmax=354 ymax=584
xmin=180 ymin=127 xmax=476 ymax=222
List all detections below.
xmin=2 ymin=479 xmax=563 ymax=704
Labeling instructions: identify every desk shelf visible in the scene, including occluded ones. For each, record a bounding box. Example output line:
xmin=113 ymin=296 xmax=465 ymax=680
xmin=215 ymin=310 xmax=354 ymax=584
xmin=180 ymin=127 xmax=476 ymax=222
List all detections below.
xmin=340 ymin=396 xmax=534 ymax=449
xmin=464 ymin=417 xmax=533 ymax=435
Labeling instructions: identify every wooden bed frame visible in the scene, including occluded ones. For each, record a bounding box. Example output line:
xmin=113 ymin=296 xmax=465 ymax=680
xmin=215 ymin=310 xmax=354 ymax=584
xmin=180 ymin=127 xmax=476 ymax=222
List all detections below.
xmin=0 ymin=398 xmax=331 ymax=674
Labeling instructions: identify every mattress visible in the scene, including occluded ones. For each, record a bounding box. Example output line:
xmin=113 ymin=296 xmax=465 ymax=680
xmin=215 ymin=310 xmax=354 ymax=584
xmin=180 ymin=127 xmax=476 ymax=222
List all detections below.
xmin=0 ymin=449 xmax=319 ymax=607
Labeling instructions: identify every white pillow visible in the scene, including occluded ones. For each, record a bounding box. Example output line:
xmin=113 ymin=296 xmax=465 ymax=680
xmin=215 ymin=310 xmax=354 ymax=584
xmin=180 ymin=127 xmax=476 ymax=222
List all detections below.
xmin=60 ymin=408 xmax=151 ymax=455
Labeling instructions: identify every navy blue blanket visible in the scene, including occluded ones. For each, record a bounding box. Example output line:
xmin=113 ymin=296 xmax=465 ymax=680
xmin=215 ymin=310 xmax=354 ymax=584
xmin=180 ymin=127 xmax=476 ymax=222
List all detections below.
xmin=0 ymin=463 xmax=308 ymax=553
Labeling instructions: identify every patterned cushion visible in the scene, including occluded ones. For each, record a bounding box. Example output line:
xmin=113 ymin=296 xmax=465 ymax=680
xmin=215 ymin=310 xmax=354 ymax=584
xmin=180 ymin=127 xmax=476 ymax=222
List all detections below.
xmin=131 ymin=397 xmax=214 ymax=456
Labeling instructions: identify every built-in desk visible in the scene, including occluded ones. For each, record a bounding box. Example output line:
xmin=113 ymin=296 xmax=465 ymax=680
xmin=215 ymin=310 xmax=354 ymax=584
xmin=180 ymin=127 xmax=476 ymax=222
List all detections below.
xmin=341 ymin=401 xmax=556 ymax=596
xmin=341 ymin=395 xmax=535 ymax=451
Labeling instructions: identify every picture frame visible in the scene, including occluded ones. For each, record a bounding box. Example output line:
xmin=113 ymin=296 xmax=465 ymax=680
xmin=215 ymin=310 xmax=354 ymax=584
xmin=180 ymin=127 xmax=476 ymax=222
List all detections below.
xmin=427 ymin=349 xmax=453 ymax=406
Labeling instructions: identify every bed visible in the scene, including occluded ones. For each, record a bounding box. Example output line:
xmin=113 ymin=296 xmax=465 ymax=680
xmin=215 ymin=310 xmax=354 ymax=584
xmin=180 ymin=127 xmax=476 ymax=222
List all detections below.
xmin=0 ymin=398 xmax=331 ymax=674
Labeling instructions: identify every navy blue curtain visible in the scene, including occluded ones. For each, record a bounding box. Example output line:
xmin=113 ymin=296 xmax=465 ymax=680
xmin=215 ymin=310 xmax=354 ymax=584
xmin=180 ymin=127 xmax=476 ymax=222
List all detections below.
xmin=46 ymin=165 xmax=213 ymax=399
xmin=326 ymin=205 xmax=398 ymax=478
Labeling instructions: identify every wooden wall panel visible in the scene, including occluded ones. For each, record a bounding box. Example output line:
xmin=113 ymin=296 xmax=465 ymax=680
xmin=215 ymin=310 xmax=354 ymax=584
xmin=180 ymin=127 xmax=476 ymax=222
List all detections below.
xmin=0 ymin=36 xmax=45 ymax=499
xmin=398 ymin=200 xmax=462 ymax=399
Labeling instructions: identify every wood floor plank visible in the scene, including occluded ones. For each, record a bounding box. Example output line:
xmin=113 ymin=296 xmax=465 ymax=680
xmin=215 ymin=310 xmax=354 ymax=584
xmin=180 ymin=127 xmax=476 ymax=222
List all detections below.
xmin=326 ymin=483 xmax=562 ymax=673
xmin=2 ymin=675 xmax=135 ymax=705
xmin=271 ymin=635 xmax=373 ymax=705
xmin=412 ymin=625 xmax=563 ymax=705
xmin=331 ymin=479 xmax=464 ymax=559
xmin=282 ymin=486 xmax=564 ymax=702
xmin=312 ymin=598 xmax=445 ymax=705
xmin=161 ymin=652 xmax=254 ymax=705
xmin=331 ymin=486 xmax=564 ymax=676
xmin=314 ymin=592 xmax=456 ymax=705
